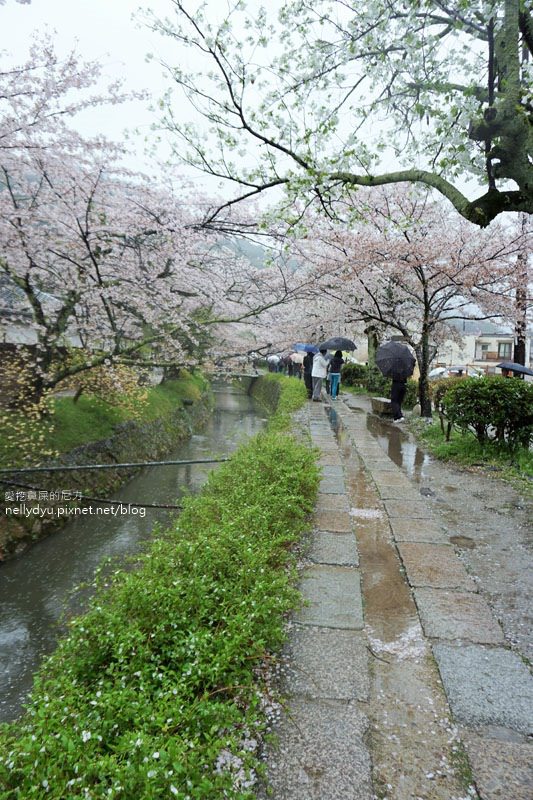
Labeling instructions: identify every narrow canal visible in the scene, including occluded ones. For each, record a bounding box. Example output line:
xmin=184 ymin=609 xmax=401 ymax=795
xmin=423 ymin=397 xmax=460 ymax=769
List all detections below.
xmin=0 ymin=381 xmax=267 ymax=723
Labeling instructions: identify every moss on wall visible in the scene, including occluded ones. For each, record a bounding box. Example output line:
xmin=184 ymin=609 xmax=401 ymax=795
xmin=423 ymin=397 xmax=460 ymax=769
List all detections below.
xmin=247 ymin=374 xmax=282 ymax=411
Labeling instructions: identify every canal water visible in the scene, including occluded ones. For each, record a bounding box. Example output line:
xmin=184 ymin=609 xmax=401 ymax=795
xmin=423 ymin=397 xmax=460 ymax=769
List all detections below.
xmin=0 ymin=382 xmax=267 ymax=723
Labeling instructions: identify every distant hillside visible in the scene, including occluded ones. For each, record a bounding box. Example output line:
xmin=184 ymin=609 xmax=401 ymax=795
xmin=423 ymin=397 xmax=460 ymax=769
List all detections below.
xmin=221 ymin=236 xmax=301 ymax=271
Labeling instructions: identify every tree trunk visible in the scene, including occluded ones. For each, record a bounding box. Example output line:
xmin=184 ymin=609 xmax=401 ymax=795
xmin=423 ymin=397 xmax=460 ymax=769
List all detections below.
xmin=365 ymin=324 xmax=380 ymax=368
xmin=416 ymin=332 xmax=433 ymax=417
xmin=513 ymin=217 xmax=528 ymax=367
xmin=8 ymin=343 xmax=56 ymax=408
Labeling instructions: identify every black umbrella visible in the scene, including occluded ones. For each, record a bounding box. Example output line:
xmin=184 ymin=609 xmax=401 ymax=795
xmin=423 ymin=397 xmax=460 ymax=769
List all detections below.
xmin=317 ymin=336 xmax=357 ymax=351
xmin=375 ymin=341 xmax=416 ymax=380
xmin=497 ymin=361 xmax=533 ymax=377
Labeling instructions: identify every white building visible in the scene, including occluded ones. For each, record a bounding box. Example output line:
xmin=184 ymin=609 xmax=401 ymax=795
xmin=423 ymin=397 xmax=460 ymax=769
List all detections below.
xmin=433 ymin=320 xmax=532 ymax=375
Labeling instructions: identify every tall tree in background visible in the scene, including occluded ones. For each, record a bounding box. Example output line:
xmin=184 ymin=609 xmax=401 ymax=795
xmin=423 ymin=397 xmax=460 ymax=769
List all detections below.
xmin=0 ymin=148 xmax=306 ymax=401
xmin=290 ymin=189 xmax=529 ymax=414
xmin=0 ymin=35 xmax=309 ymax=402
xmin=513 ymin=214 xmax=531 ymax=365
xmin=146 ymin=0 xmax=532 ymax=228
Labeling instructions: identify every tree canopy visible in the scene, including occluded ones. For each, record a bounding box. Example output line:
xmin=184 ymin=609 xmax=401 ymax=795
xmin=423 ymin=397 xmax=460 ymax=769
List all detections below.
xmin=288 ymin=186 xmax=529 ymax=412
xmin=148 ymin=0 xmax=533 ymax=227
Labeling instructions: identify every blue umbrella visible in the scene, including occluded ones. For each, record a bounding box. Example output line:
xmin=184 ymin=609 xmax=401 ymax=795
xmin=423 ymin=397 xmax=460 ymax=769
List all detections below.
xmin=293 ymin=343 xmax=319 ymax=353
xmin=497 ymin=361 xmax=533 ymax=377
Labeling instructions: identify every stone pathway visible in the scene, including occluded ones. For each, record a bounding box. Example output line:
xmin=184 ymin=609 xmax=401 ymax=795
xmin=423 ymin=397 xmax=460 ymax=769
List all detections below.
xmin=259 ymin=396 xmax=533 ymax=800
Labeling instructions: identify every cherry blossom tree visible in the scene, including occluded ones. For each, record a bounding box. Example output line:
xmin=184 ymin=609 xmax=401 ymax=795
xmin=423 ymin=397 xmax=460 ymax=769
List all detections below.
xmin=0 ymin=32 xmax=129 ymax=156
xmin=0 ymin=145 xmax=309 ymax=401
xmin=0 ymin=34 xmax=312 ymax=403
xmin=145 ymin=0 xmax=532 ymax=229
xmin=287 ymin=188 xmax=530 ymax=414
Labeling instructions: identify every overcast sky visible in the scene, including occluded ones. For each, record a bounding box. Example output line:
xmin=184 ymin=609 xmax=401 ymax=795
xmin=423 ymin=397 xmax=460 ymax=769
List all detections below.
xmin=2 ymin=0 xmax=480 ymax=207
xmin=2 ymin=1 xmax=196 ymax=173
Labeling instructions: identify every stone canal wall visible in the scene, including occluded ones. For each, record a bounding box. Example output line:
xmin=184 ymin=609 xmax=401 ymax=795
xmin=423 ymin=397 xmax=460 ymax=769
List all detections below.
xmin=246 ymin=373 xmax=281 ymax=410
xmin=0 ymin=386 xmax=214 ymax=560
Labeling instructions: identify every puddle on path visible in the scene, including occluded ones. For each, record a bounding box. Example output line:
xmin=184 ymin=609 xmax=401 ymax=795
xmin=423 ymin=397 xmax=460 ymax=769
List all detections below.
xmin=325 ymin=407 xmax=473 ymax=799
xmin=340 ymin=429 xmax=419 ymax=645
xmin=366 ymin=415 xmax=432 ymax=483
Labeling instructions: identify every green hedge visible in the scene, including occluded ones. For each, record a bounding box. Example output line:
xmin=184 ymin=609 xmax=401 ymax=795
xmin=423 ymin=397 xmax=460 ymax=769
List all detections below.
xmin=0 ymin=387 xmax=319 ymax=799
xmin=442 ymin=376 xmax=533 ymax=449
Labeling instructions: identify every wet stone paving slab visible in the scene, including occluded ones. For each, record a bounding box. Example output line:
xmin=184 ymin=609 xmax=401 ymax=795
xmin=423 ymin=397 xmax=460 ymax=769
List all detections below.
xmin=261 ymin=397 xmax=533 ymax=800
xmin=297 ymin=564 xmax=364 ymax=630
xmin=397 ymin=541 xmax=477 ymax=590
xmin=259 ymin=697 xmax=372 ymax=800
xmin=313 ymin=509 xmax=352 ymax=532
xmin=318 ymin=479 xmax=347 ymax=494
xmin=315 ymin=493 xmax=351 ymax=513
xmin=280 ymin=625 xmax=369 ymax=701
xmin=413 ymin=587 xmax=505 ymax=644
xmin=383 ymin=498 xmax=437 ymax=519
xmin=433 ymin=643 xmax=533 ymax=735
xmin=389 ymin=517 xmax=449 ymax=544
xmin=463 ymin=731 xmax=533 ymax=800
xmin=309 ymin=531 xmax=359 ymax=567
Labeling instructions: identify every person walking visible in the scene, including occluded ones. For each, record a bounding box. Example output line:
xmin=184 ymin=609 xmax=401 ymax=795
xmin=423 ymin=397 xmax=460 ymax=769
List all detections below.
xmin=267 ymin=354 xmax=279 ymax=373
xmin=311 ymin=349 xmax=329 ymax=401
xmin=327 ymin=350 xmax=344 ymax=400
xmin=391 ymin=375 xmax=407 ymax=422
xmin=303 ymin=352 xmax=314 ymax=398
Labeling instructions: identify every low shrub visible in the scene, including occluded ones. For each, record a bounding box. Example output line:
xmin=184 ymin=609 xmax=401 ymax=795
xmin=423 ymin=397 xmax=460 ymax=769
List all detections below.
xmin=340 ymin=363 xmax=368 ymax=387
xmin=414 ymin=417 xmax=533 ymax=491
xmin=442 ymin=376 xmax=533 ymax=449
xmin=429 ymin=377 xmax=457 ymax=438
xmin=0 ymin=381 xmax=319 ymax=799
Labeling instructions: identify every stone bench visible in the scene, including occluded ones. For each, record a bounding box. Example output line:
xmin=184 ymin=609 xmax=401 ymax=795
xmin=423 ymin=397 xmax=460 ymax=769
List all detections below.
xmin=371 ymin=396 xmax=393 ymax=416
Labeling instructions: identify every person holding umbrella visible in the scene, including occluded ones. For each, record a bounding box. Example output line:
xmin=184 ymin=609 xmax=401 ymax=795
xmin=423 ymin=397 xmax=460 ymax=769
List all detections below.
xmin=391 ymin=375 xmax=408 ymax=422
xmin=375 ymin=341 xmax=416 ymax=423
xmin=327 ymin=350 xmax=345 ymax=400
xmin=311 ymin=348 xmax=330 ymax=401
xmin=497 ymin=360 xmax=533 ymax=379
xmin=303 ymin=351 xmax=314 ymax=397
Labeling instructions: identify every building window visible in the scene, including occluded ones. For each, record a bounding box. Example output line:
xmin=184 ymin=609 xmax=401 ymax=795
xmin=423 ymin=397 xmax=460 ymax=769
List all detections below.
xmin=498 ymin=342 xmax=512 ymax=359
xmin=475 ymin=342 xmax=489 ymax=360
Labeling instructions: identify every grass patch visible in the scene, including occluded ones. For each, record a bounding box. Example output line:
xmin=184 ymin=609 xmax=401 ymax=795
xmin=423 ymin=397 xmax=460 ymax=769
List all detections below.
xmin=413 ymin=418 xmax=533 ymax=495
xmin=257 ymin=374 xmax=308 ymax=431
xmin=141 ymin=372 xmax=208 ymax=422
xmin=341 ymin=384 xmax=369 ymax=396
xmin=0 ymin=378 xmax=319 ymax=799
xmin=47 ymin=395 xmax=129 ymax=452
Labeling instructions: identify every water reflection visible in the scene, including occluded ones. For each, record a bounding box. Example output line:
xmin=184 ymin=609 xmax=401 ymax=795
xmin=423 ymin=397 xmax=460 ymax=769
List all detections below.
xmin=365 ymin=415 xmax=431 ymax=482
xmin=0 ymin=382 xmax=266 ymax=722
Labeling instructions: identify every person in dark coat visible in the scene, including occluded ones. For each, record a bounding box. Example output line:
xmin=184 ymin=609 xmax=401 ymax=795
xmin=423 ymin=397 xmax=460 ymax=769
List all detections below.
xmin=391 ymin=374 xmax=407 ymax=422
xmin=302 ymin=352 xmax=314 ymax=399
